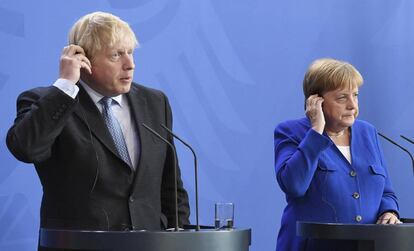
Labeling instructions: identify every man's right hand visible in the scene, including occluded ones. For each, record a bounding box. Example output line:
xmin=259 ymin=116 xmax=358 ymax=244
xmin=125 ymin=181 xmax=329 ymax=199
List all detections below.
xmin=59 ymin=45 xmax=92 ymax=83
xmin=305 ymin=94 xmax=325 ymax=134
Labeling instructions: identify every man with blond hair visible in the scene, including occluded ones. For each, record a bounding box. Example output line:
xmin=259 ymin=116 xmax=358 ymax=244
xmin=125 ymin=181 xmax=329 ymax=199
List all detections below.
xmin=6 ymin=12 xmax=190 ymax=250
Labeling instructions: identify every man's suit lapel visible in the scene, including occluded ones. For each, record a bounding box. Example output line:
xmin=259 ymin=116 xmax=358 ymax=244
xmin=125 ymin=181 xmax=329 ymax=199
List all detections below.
xmin=126 ymin=84 xmax=150 ymax=174
xmin=73 ymin=85 xmax=123 ymax=162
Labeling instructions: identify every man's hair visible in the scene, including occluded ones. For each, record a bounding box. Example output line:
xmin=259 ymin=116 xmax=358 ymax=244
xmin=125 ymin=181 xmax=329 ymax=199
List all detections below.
xmin=303 ymin=58 xmax=363 ymax=100
xmin=68 ymin=12 xmax=138 ymax=60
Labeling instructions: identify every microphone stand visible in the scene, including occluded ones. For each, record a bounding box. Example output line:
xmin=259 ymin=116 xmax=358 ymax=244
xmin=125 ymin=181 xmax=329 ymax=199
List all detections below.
xmin=142 ymin=123 xmax=179 ymax=231
xmin=378 ymin=132 xmax=414 ymax=175
xmin=160 ymin=124 xmax=200 ymax=231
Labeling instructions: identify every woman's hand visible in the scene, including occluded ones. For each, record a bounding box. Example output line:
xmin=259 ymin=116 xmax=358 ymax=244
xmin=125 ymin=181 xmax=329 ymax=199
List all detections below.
xmin=376 ymin=212 xmax=401 ymax=224
xmin=305 ymin=94 xmax=325 ymax=134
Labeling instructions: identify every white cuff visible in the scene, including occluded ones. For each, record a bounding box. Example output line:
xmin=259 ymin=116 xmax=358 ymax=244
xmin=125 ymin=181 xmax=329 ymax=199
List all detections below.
xmin=53 ymin=78 xmax=79 ymax=99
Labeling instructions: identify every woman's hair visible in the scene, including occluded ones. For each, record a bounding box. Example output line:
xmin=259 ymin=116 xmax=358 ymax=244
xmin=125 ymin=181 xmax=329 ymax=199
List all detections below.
xmin=68 ymin=12 xmax=138 ymax=60
xmin=303 ymin=58 xmax=363 ymax=100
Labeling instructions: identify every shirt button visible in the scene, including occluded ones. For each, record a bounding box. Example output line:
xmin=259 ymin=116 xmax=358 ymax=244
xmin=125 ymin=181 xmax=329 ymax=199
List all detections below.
xmin=356 ymin=215 xmax=362 ymax=222
xmin=350 ymin=170 xmax=357 ymax=177
xmin=353 ymin=192 xmax=360 ymax=199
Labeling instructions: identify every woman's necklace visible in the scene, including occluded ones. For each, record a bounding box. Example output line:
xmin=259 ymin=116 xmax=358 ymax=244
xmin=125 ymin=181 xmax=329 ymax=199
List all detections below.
xmin=327 ymin=130 xmax=345 ymax=137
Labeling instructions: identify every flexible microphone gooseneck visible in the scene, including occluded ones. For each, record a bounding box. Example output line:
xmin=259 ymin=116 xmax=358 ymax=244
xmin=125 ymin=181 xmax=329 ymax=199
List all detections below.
xmin=400 ymin=135 xmax=414 ymax=145
xmin=378 ymin=132 xmax=414 ymax=175
xmin=160 ymin=124 xmax=200 ymax=231
xmin=142 ymin=123 xmax=179 ymax=231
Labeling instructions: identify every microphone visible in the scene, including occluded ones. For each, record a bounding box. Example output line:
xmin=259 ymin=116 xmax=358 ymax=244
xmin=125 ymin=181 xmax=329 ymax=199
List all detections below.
xmin=142 ymin=123 xmax=179 ymax=231
xmin=378 ymin=132 xmax=414 ymax=175
xmin=400 ymin=135 xmax=414 ymax=145
xmin=160 ymin=124 xmax=200 ymax=231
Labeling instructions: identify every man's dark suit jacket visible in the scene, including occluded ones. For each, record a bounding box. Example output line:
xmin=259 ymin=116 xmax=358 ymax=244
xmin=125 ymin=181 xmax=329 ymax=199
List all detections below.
xmin=6 ymin=82 xmax=190 ymax=236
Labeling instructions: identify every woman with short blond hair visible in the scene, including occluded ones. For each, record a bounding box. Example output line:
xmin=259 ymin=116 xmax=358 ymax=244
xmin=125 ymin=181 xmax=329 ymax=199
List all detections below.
xmin=274 ymin=58 xmax=399 ymax=251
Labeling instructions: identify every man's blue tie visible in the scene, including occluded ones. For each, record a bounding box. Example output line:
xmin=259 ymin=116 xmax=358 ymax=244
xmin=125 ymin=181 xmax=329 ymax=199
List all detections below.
xmin=100 ymin=97 xmax=133 ymax=169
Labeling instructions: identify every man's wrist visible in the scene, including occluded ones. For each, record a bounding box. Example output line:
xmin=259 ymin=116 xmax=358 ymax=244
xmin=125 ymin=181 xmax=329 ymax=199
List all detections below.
xmin=53 ymin=78 xmax=79 ymax=99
